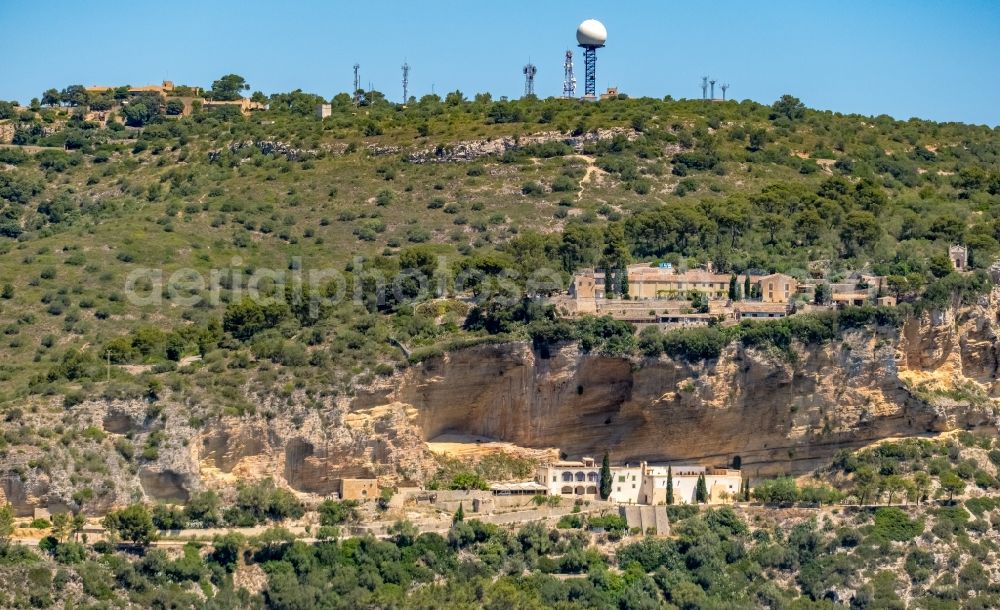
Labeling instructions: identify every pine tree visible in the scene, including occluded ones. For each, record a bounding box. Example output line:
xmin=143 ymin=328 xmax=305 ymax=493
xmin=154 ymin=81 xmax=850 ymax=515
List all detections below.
xmin=0 ymin=503 xmax=12 ymax=546
xmin=665 ymin=466 xmax=674 ymax=505
xmin=696 ymin=474 xmax=708 ymax=503
xmin=599 ymin=452 xmax=613 ymax=500
xmin=71 ymin=513 xmax=86 ymax=542
xmin=51 ymin=512 xmax=70 ymax=542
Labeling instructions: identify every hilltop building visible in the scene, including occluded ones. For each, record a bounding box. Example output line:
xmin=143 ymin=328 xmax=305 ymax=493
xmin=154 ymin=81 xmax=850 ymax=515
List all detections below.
xmin=827 ymin=274 xmax=886 ymax=307
xmin=201 ymin=97 xmax=267 ymax=116
xmin=599 ymin=87 xmax=621 ymax=100
xmin=735 ymin=302 xmax=790 ymax=320
xmin=571 ymin=264 xmax=799 ymax=306
xmin=85 ymin=80 xmax=201 ymax=96
xmin=563 ymin=262 xmax=899 ymax=329
xmin=950 ymin=245 xmax=968 ymax=271
xmin=569 ymin=263 xmax=799 ymax=326
xmin=759 ymin=273 xmax=796 ymax=303
xmin=535 ymin=458 xmax=741 ymax=505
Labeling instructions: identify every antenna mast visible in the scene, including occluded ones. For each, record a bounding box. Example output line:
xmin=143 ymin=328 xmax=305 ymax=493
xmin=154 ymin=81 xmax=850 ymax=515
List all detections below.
xmin=562 ymin=50 xmax=576 ymax=98
xmin=523 ymin=62 xmax=537 ymax=97
xmin=352 ymin=63 xmax=361 ymax=105
xmin=402 ymin=62 xmax=410 ymax=104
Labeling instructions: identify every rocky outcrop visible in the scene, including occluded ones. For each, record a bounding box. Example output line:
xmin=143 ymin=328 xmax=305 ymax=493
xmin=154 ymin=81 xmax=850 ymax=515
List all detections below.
xmin=405 ymin=128 xmax=641 ymax=163
xmin=208 ymin=140 xmax=320 ymax=161
xmin=380 ymin=297 xmax=1000 ymax=478
xmin=3 ymin=299 xmax=999 ymax=514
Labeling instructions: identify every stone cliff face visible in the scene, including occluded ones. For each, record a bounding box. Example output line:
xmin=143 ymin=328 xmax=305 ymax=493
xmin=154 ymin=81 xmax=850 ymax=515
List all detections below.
xmin=386 ymin=296 xmax=1000 ymax=478
xmin=2 ymin=298 xmax=998 ymax=514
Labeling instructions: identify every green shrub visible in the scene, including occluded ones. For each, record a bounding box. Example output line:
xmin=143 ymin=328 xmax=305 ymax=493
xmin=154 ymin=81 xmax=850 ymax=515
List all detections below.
xmin=317 ymin=500 xmax=360 ymax=526
xmin=872 ymin=507 xmax=923 ymax=541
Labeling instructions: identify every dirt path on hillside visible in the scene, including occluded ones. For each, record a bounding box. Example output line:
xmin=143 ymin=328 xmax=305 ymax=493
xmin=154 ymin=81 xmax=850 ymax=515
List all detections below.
xmin=567 ymin=155 xmax=603 ymax=201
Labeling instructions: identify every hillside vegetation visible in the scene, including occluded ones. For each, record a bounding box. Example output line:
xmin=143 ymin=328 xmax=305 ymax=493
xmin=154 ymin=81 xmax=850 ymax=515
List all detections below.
xmin=1 ymin=84 xmax=999 ymax=414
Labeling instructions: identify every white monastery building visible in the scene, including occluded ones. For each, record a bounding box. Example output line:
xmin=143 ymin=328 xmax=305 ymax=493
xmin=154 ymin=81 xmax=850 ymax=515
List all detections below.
xmin=535 ymin=458 xmax=742 ymax=505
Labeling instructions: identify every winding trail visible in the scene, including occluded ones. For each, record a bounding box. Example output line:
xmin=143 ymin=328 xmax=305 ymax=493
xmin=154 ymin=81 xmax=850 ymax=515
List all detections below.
xmin=568 ymin=155 xmax=602 ymax=201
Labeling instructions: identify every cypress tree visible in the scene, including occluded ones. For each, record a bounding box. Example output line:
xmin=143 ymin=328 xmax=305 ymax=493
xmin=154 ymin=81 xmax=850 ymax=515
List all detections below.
xmin=453 ymin=502 xmax=464 ymax=523
xmin=696 ymin=473 xmax=708 ymax=503
xmin=665 ymin=466 xmax=674 ymax=505
xmin=744 ymin=275 xmax=751 ymax=300
xmin=599 ymin=452 xmax=612 ymax=500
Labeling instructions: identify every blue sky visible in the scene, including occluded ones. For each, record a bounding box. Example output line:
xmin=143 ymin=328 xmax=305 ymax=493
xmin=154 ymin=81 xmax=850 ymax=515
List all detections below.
xmin=2 ymin=0 xmax=998 ymax=125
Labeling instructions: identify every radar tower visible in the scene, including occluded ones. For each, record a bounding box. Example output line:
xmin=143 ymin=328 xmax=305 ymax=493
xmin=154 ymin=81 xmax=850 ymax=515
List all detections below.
xmin=576 ymin=19 xmax=608 ymax=99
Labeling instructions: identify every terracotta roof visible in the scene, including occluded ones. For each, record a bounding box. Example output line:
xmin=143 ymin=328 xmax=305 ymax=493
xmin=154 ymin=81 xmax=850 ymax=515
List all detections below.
xmin=629 ymin=269 xmax=732 ymax=283
xmin=831 ymin=293 xmax=869 ymax=301
xmin=736 ymin=302 xmax=789 ymax=313
xmin=490 ymin=481 xmax=548 ymax=492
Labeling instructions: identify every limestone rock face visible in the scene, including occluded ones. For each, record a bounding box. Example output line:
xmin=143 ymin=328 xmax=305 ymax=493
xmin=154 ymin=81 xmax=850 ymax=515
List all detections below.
xmin=4 ymin=299 xmax=1000 ymax=514
xmin=384 ymin=299 xmax=1000 ymax=478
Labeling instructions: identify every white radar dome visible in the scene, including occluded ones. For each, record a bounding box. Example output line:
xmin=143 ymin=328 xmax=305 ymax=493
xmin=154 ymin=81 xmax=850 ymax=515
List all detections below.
xmin=576 ymin=19 xmax=607 ymax=47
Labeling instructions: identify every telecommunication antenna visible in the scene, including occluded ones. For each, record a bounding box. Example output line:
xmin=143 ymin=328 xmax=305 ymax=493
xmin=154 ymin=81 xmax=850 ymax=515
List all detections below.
xmin=701 ymin=76 xmax=709 ymax=100
xmin=352 ymin=63 xmax=361 ymax=105
xmin=402 ymin=62 xmax=410 ymax=104
xmin=576 ymin=19 xmax=607 ymax=98
xmin=721 ymin=83 xmax=729 ymax=101
xmin=523 ymin=62 xmax=537 ymax=97
xmin=710 ymin=79 xmax=716 ymax=100
xmin=562 ymin=50 xmax=576 ymax=98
